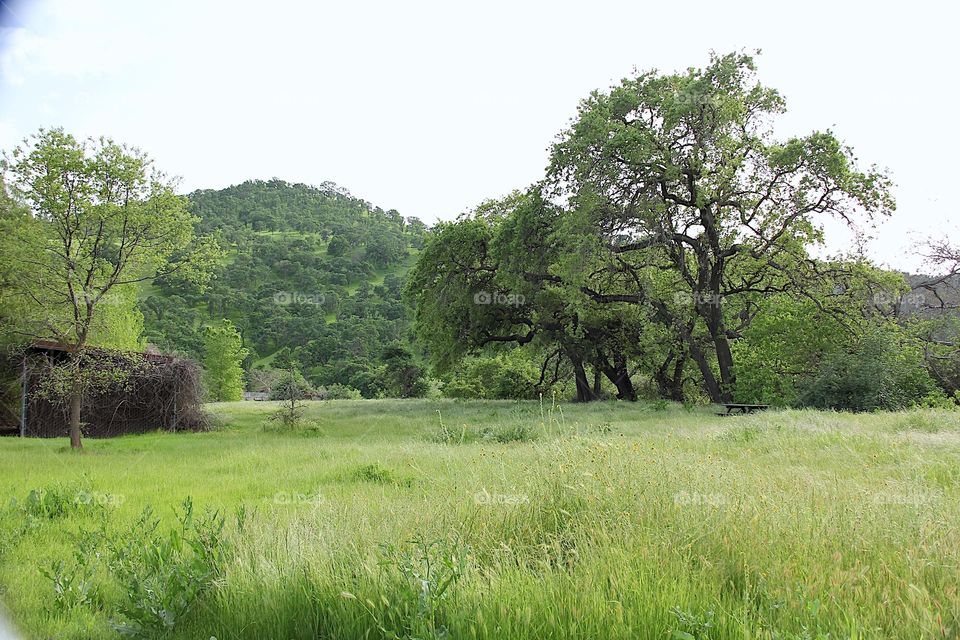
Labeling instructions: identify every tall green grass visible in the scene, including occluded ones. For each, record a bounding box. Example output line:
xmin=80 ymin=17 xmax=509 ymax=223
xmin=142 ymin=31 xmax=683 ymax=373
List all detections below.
xmin=0 ymin=400 xmax=957 ymax=639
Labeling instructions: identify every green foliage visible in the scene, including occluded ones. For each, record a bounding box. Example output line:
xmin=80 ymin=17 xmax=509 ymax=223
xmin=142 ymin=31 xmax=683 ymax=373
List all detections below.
xmin=730 ymin=294 xmax=851 ymax=405
xmin=39 ymin=558 xmax=99 ymax=613
xmin=268 ymin=368 xmax=313 ymax=429
xmin=401 ymin=52 xmax=931 ymax=411
xmin=322 ymin=383 xmax=362 ymax=400
xmin=1 ymin=129 xmax=216 ymax=350
xmin=669 ymin=606 xmax=716 ymax=639
xmin=441 ymin=353 xmax=541 ymax=400
xmin=326 ymin=234 xmax=349 ymax=256
xmin=404 ymin=216 xmax=505 ymax=374
xmin=203 ymin=319 xmax=248 ymax=401
xmin=381 ymin=343 xmax=428 ymax=398
xmin=31 ymin=497 xmax=231 ymax=638
xmin=799 ymin=326 xmax=941 ymax=411
xmin=103 ymin=500 xmax=227 ymax=638
xmin=15 ymin=483 xmax=97 ymax=521
xmin=0 ymin=185 xmax=37 ymax=348
xmin=543 ymin=52 xmax=894 ymax=403
xmin=406 ymin=52 xmax=901 ymax=406
xmin=359 ymin=535 xmax=470 ymax=639
xmin=907 ymin=314 xmax=960 ymax=397
xmin=267 ymin=368 xmax=313 ymax=402
xmin=33 ymin=350 xmax=147 ymax=411
xmin=351 ymin=462 xmax=409 ymax=486
xmin=1 ymin=128 xmax=219 ymax=447
xmin=86 ymin=287 xmax=148 ymax=352
xmin=141 ymin=179 xmax=424 ymax=399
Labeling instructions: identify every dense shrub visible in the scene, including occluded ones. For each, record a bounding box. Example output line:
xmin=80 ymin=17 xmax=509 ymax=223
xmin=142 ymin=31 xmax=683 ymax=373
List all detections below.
xmin=798 ymin=329 xmax=945 ymax=411
xmin=442 ymin=353 xmax=540 ymax=400
xmin=321 ymin=384 xmax=362 ymax=400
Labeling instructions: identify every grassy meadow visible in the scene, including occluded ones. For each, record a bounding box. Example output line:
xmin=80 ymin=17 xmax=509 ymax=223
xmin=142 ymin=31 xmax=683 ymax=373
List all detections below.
xmin=0 ymin=400 xmax=958 ymax=639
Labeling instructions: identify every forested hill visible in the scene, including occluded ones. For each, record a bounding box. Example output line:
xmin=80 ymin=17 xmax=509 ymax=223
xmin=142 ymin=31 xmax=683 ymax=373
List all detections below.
xmin=140 ymin=179 xmax=429 ymax=396
xmin=190 ymin=179 xmax=410 ymax=236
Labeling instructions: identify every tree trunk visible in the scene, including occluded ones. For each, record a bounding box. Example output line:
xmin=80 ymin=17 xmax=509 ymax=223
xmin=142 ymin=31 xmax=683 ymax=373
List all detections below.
xmin=599 ymin=353 xmax=637 ymax=401
xmin=685 ymin=265 xmax=736 ymax=402
xmin=69 ymin=381 xmax=83 ymax=449
xmin=669 ymin=353 xmax=686 ymax=401
xmin=655 ymin=349 xmax=687 ymax=402
xmin=565 ymin=347 xmax=595 ymax=402
xmin=713 ymin=333 xmax=736 ymax=402
xmin=608 ymin=372 xmax=637 ymax=401
xmin=592 ymin=367 xmax=603 ymax=397
xmin=649 ymin=300 xmax=725 ymax=402
xmin=573 ymin=366 xmax=593 ymax=402
xmin=682 ymin=331 xmax=724 ymax=403
xmin=702 ymin=307 xmax=735 ymax=402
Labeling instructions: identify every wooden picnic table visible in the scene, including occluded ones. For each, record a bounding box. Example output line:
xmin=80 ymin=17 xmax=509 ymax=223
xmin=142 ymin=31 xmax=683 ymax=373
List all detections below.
xmin=720 ymin=403 xmax=769 ymax=415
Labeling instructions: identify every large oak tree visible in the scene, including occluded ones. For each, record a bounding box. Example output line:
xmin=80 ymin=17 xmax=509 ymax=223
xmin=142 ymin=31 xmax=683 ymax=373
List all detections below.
xmin=547 ymin=52 xmax=895 ymax=401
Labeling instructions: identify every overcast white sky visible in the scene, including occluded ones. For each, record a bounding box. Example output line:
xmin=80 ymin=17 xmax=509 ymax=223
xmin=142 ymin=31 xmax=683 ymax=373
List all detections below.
xmin=0 ymin=0 xmax=957 ymax=271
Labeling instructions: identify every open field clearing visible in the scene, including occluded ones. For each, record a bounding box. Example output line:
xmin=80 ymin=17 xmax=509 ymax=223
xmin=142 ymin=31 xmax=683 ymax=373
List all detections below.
xmin=0 ymin=401 xmax=958 ymax=639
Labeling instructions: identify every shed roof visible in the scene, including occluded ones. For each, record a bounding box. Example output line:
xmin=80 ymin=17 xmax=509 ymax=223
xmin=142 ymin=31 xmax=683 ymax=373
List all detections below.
xmin=28 ymin=340 xmax=174 ymax=363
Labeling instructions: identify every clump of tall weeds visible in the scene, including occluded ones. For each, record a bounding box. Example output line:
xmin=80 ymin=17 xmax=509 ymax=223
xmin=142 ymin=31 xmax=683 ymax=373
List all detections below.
xmin=36 ymin=497 xmax=231 ymax=639
xmin=341 ymin=534 xmax=471 ymax=639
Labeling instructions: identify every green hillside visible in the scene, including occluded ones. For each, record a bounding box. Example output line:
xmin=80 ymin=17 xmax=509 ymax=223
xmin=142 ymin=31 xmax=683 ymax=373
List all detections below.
xmin=139 ymin=179 xmax=429 ymax=397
